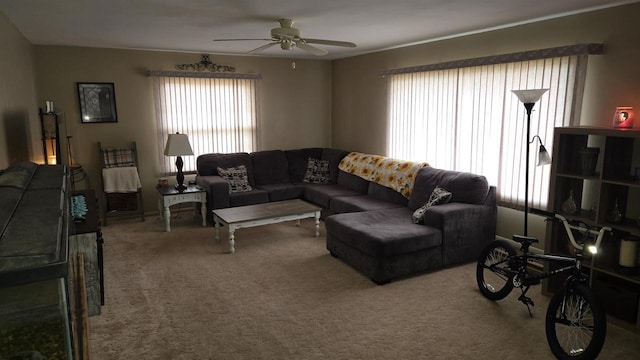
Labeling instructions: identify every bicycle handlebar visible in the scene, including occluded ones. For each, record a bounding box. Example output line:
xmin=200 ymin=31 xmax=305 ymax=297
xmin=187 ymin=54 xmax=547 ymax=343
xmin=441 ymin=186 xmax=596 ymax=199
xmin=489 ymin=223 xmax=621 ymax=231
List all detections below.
xmin=530 ymin=207 xmax=611 ymax=253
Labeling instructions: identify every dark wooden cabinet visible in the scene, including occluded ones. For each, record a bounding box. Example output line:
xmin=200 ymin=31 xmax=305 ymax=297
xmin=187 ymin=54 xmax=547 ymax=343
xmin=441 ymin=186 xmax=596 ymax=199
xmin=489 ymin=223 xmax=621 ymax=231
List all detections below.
xmin=70 ymin=189 xmax=104 ymax=317
xmin=544 ymin=126 xmax=640 ymax=332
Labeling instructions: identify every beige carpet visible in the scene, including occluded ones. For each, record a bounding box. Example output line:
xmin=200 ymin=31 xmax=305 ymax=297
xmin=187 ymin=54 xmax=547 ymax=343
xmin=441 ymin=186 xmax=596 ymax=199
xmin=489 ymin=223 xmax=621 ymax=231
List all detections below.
xmin=89 ymin=214 xmax=640 ymax=359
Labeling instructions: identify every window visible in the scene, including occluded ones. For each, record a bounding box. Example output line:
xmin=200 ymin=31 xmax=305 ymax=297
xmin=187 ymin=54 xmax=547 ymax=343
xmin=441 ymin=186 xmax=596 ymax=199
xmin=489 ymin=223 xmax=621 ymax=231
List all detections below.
xmin=383 ymin=45 xmax=601 ymax=209
xmin=151 ymin=72 xmax=260 ymax=174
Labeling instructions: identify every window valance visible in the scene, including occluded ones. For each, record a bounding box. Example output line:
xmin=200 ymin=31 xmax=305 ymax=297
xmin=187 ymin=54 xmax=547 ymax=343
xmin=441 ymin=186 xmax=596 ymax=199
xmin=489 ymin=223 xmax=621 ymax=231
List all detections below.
xmin=379 ymin=43 xmax=604 ymax=76
xmin=148 ymin=70 xmax=262 ymax=80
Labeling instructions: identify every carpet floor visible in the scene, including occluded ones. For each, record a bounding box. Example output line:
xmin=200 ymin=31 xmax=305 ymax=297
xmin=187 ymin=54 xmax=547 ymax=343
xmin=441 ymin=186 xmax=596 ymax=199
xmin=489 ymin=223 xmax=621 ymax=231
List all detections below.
xmin=89 ymin=214 xmax=640 ymax=359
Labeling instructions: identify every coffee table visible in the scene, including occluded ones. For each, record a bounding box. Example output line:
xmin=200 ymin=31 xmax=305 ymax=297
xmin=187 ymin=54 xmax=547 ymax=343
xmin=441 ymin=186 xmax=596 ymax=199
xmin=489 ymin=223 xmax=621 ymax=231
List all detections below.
xmin=212 ymin=199 xmax=321 ymax=254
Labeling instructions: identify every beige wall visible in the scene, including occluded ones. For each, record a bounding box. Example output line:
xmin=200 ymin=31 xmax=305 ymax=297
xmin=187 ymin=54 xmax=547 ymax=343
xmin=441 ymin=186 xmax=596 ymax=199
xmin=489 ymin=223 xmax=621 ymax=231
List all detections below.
xmin=32 ymin=47 xmax=332 ymax=213
xmin=3 ymin=4 xmax=640 ymax=237
xmin=331 ymin=3 xmax=640 ymax=243
xmin=0 ymin=12 xmax=39 ymax=168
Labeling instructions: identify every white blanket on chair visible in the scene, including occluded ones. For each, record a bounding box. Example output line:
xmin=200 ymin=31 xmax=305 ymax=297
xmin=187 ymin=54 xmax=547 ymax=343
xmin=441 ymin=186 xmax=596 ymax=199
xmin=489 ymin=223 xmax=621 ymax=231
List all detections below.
xmin=102 ymin=166 xmax=141 ymax=193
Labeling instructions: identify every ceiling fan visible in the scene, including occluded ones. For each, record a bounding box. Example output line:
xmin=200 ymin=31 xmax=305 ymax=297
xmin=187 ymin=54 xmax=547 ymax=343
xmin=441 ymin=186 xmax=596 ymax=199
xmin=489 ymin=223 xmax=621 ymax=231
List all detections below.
xmin=213 ymin=19 xmax=356 ymax=56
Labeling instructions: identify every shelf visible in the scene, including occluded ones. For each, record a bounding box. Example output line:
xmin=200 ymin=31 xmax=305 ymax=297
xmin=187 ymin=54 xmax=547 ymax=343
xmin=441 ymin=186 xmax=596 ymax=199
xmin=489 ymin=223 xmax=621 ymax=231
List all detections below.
xmin=603 ymin=178 xmax=640 ymax=188
xmin=556 ymin=172 xmax=600 ymax=180
xmin=585 ymin=263 xmax=640 ymax=285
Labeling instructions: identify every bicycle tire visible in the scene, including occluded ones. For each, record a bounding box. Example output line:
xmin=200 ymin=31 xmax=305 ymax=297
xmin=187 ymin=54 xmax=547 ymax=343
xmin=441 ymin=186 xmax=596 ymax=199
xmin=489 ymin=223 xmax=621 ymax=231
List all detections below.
xmin=545 ymin=283 xmax=606 ymax=360
xmin=476 ymin=240 xmax=517 ymax=300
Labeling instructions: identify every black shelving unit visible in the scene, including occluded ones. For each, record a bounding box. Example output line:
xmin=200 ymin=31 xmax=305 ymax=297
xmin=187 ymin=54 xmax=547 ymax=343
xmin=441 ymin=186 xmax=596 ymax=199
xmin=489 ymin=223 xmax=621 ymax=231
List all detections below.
xmin=544 ymin=126 xmax=640 ymax=332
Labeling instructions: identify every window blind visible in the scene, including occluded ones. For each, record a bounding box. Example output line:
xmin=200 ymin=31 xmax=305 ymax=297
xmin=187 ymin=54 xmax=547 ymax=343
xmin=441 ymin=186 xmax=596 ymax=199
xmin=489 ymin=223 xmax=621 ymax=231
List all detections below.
xmin=386 ymin=52 xmax=589 ymax=210
xmin=151 ymin=72 xmax=260 ymax=175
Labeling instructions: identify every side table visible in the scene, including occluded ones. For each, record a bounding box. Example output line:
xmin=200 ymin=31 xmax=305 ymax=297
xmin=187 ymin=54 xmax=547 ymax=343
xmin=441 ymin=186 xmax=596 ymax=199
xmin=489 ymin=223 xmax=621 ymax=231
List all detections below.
xmin=156 ymin=184 xmax=207 ymax=232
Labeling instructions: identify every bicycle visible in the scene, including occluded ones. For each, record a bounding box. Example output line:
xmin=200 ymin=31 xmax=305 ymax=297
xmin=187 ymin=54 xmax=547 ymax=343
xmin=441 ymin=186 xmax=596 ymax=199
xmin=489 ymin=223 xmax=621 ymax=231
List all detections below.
xmin=476 ymin=208 xmax=614 ymax=360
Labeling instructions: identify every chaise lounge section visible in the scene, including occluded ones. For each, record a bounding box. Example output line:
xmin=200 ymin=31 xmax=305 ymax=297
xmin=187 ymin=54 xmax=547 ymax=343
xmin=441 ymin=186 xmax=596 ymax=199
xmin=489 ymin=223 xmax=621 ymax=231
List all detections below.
xmin=325 ymin=166 xmax=497 ymax=284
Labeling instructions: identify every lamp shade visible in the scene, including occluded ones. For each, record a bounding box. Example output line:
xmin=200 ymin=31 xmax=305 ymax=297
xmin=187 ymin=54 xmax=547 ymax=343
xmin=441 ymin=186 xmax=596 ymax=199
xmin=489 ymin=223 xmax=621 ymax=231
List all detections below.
xmin=164 ymin=133 xmax=193 ymax=157
xmin=512 ymin=89 xmax=549 ymax=104
xmin=537 ymin=144 xmax=552 ymax=166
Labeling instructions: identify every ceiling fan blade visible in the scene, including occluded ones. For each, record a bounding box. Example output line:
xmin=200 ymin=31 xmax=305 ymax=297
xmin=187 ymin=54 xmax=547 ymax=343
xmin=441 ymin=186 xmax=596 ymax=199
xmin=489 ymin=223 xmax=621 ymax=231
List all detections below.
xmin=304 ymin=38 xmax=356 ymax=48
xmin=213 ymin=38 xmax=272 ymax=42
xmin=247 ymin=42 xmax=278 ymax=54
xmin=296 ymin=42 xmax=328 ymax=56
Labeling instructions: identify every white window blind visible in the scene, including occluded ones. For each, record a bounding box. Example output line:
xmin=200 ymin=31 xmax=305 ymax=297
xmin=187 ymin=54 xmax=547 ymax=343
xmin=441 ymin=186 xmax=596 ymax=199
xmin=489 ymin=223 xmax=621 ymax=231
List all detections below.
xmin=386 ymin=53 xmax=588 ymax=209
xmin=151 ymin=73 xmax=260 ymax=175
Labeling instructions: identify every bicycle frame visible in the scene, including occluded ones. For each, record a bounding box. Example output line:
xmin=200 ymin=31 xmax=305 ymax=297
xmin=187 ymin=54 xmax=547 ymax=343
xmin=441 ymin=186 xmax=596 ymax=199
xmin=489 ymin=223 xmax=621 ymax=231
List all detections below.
xmin=491 ymin=212 xmax=610 ymax=290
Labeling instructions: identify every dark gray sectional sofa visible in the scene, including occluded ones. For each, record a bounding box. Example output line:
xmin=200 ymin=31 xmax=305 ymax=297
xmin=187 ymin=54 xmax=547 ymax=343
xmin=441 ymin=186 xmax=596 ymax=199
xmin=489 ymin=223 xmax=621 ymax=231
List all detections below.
xmin=196 ymin=148 xmax=497 ymax=284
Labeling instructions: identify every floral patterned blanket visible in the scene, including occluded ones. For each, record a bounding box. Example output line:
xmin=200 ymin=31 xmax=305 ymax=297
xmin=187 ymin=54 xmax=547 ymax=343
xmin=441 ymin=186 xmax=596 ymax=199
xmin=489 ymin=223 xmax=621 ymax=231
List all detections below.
xmin=338 ymin=152 xmax=429 ymax=198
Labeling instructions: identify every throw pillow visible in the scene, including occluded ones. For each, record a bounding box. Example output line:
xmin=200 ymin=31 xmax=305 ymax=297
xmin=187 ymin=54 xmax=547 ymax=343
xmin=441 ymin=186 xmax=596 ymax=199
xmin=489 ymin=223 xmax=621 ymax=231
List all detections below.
xmin=217 ymin=165 xmax=253 ymax=193
xmin=412 ymin=186 xmax=453 ymax=224
xmin=303 ymin=158 xmax=331 ymax=184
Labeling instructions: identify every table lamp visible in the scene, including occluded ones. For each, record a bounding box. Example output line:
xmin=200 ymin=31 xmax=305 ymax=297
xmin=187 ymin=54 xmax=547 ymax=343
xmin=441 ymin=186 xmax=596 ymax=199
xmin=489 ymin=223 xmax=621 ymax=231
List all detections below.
xmin=164 ymin=132 xmax=193 ymax=191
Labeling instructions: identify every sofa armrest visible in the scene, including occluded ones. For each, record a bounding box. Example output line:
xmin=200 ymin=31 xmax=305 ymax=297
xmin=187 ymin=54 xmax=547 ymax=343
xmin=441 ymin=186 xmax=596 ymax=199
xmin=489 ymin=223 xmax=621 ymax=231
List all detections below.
xmin=422 ymin=202 xmax=497 ymax=265
xmin=196 ymin=175 xmax=230 ymax=209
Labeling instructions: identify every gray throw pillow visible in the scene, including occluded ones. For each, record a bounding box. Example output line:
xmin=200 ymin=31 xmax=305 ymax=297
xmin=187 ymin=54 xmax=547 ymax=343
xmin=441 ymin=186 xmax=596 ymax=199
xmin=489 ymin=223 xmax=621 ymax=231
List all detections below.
xmin=217 ymin=165 xmax=253 ymax=193
xmin=303 ymin=158 xmax=331 ymax=184
xmin=412 ymin=186 xmax=452 ymax=224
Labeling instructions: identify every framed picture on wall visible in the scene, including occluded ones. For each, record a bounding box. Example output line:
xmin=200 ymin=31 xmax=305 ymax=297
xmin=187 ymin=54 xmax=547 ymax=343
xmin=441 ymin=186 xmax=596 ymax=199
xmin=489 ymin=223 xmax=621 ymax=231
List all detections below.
xmin=77 ymin=82 xmax=118 ymax=123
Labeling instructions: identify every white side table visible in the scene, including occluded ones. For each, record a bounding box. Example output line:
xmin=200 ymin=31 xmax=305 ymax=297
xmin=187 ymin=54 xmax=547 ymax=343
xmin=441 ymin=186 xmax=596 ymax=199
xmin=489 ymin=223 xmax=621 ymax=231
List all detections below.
xmin=156 ymin=184 xmax=207 ymax=232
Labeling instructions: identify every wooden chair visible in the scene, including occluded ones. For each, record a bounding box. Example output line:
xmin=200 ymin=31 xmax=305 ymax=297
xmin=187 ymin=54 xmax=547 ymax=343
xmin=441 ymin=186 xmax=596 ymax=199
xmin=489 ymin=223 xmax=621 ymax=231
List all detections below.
xmin=98 ymin=142 xmax=144 ymax=225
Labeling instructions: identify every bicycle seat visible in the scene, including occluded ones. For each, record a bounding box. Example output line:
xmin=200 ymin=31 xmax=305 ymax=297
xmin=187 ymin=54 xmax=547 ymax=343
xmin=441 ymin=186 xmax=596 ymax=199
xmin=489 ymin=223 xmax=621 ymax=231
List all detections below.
xmin=512 ymin=235 xmax=539 ymax=244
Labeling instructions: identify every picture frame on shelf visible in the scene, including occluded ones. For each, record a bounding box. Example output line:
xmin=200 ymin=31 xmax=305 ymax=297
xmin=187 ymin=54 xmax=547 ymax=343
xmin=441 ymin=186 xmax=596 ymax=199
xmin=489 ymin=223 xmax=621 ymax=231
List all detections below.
xmin=77 ymin=82 xmax=118 ymax=123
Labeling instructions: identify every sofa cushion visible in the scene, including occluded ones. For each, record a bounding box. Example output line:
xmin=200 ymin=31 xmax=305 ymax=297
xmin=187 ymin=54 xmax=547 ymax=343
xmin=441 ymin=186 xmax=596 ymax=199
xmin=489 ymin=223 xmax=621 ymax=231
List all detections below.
xmin=412 ymin=186 xmax=452 ymax=224
xmin=196 ymin=152 xmax=255 ymax=185
xmin=367 ymin=182 xmax=408 ymax=205
xmin=337 ymin=171 xmax=369 ymax=193
xmin=217 ymin=165 xmax=252 ymax=193
xmin=285 ymin=148 xmax=324 ymax=182
xmin=228 ymin=189 xmax=269 ymax=207
xmin=303 ymin=184 xmax=363 ymax=209
xmin=408 ymin=167 xmax=489 ymax=211
xmin=303 ymin=158 xmax=331 ymax=184
xmin=322 ymin=148 xmax=350 ymax=183
xmin=330 ymin=195 xmax=407 ymax=214
xmin=251 ymin=150 xmax=290 ymax=186
xmin=325 ymin=208 xmax=442 ymax=258
xmin=257 ymin=183 xmax=305 ymax=202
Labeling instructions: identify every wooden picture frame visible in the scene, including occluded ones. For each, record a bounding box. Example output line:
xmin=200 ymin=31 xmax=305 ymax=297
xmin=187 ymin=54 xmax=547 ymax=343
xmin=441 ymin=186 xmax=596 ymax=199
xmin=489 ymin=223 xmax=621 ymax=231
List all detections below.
xmin=77 ymin=82 xmax=118 ymax=123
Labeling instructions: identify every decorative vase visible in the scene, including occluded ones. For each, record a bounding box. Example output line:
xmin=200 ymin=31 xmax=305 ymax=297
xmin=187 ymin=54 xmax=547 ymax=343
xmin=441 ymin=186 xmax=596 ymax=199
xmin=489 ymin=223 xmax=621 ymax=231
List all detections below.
xmin=607 ymin=198 xmax=623 ymax=224
xmin=561 ymin=190 xmax=578 ymax=215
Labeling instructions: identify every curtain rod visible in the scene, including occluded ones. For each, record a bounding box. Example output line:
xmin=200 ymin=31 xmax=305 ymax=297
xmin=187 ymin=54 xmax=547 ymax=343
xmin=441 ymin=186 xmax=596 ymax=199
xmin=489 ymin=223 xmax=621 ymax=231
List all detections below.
xmin=379 ymin=43 xmax=604 ymax=76
xmin=148 ymin=70 xmax=262 ymax=79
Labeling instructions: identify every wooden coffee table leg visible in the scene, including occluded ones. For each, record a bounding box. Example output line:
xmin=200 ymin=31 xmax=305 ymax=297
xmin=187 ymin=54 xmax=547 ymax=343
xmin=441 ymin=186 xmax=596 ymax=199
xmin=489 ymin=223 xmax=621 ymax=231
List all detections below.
xmin=228 ymin=225 xmax=236 ymax=254
xmin=314 ymin=211 xmax=320 ymax=237
xmin=213 ymin=216 xmax=221 ymax=242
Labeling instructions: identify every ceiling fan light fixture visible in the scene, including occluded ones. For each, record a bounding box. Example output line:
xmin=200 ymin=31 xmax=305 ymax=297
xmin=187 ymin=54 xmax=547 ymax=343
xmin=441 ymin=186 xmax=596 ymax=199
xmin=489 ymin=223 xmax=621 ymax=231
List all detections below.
xmin=216 ymin=18 xmax=356 ymax=56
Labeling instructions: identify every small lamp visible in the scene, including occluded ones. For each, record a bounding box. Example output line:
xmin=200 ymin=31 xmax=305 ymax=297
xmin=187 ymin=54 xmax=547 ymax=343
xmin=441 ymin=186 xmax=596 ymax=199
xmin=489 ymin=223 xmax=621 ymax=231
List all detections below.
xmin=164 ymin=132 xmax=193 ymax=191
xmin=512 ymin=88 xmax=549 ymax=236
xmin=531 ymin=135 xmax=552 ymax=166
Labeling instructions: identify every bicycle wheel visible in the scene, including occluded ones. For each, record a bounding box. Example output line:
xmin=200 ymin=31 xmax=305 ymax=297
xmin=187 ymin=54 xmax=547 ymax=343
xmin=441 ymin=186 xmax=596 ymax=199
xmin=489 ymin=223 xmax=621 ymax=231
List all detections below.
xmin=476 ymin=240 xmax=516 ymax=300
xmin=545 ymin=283 xmax=606 ymax=360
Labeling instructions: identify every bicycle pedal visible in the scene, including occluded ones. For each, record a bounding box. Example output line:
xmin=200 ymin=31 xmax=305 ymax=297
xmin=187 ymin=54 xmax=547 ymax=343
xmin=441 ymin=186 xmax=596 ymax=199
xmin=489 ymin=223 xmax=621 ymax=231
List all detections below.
xmin=518 ymin=295 xmax=535 ymax=307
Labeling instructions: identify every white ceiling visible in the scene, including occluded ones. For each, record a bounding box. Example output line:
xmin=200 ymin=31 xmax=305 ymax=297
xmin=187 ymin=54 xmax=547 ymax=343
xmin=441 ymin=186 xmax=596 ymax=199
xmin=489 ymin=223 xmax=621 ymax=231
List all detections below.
xmin=0 ymin=0 xmax=637 ymax=60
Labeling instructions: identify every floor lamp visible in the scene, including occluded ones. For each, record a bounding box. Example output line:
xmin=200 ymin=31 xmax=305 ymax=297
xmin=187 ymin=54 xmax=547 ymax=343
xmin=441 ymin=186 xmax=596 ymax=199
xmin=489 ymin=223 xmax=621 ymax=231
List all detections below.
xmin=512 ymin=89 xmax=550 ymax=236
